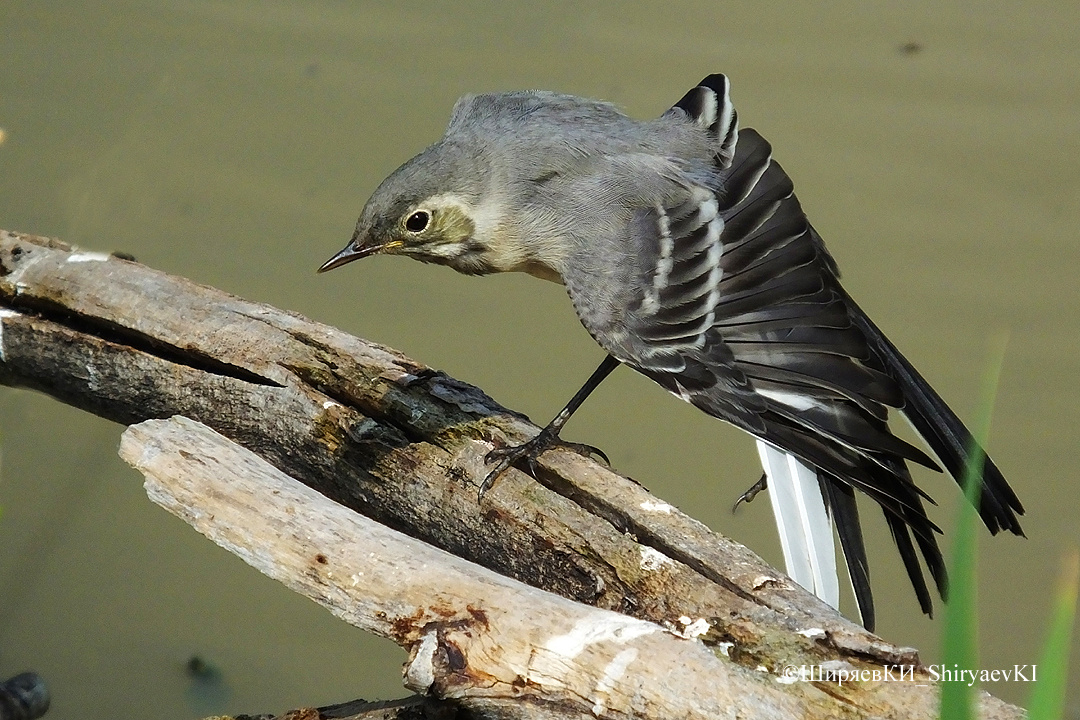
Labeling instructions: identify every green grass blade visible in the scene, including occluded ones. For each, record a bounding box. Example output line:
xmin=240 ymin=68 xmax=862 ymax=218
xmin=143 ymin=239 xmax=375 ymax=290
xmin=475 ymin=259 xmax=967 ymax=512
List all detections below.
xmin=939 ymin=454 xmax=981 ymax=720
xmin=1026 ymin=549 xmax=1079 ymax=720
xmin=939 ymin=336 xmax=1007 ymax=720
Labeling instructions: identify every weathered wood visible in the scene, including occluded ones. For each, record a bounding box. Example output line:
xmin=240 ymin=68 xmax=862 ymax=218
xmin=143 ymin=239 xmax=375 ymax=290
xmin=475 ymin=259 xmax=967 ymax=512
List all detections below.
xmin=0 ymin=229 xmax=1025 ymax=719
xmin=121 ymin=417 xmax=812 ymax=719
xmin=198 ymin=696 xmax=468 ymax=720
xmin=121 ymin=416 xmax=1020 ymax=720
xmin=258 ymin=696 xmax=469 ymax=720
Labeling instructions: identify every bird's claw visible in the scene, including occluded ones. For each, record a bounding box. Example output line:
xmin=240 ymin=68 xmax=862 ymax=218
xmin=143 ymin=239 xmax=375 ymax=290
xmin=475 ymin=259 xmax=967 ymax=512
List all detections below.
xmin=479 ymin=429 xmax=611 ymax=499
xmin=561 ymin=441 xmax=610 ymax=466
xmin=480 ymin=430 xmax=555 ymax=498
xmin=477 ymin=456 xmax=514 ymax=499
xmin=732 ymin=472 xmax=768 ymax=513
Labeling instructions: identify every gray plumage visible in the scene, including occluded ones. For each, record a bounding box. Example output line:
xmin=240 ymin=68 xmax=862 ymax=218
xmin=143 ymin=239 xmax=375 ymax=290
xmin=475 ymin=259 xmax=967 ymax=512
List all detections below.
xmin=320 ymin=74 xmax=1024 ymax=631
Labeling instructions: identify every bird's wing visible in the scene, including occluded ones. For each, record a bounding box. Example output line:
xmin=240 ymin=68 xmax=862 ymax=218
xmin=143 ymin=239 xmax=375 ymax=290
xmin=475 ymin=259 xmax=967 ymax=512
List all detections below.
xmin=611 ymin=142 xmax=945 ymax=622
xmin=676 ymin=74 xmax=1020 ymax=548
xmin=844 ymin=293 xmax=1025 ymax=536
xmin=614 ymin=75 xmax=962 ymax=624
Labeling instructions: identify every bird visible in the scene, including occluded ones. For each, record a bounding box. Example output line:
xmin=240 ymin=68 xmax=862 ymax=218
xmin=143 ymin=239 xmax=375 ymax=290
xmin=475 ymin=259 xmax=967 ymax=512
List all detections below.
xmin=318 ymin=74 xmax=1024 ymax=630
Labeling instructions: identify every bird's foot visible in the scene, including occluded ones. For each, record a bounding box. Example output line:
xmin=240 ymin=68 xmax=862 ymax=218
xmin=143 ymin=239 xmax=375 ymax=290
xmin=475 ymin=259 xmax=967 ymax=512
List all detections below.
xmin=479 ymin=429 xmax=609 ymax=498
xmin=480 ymin=428 xmax=558 ymax=498
xmin=731 ymin=472 xmax=768 ymax=513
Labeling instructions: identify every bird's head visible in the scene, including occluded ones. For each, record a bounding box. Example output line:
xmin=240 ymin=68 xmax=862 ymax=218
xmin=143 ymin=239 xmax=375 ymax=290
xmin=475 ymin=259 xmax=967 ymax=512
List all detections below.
xmin=319 ymin=141 xmax=517 ymax=278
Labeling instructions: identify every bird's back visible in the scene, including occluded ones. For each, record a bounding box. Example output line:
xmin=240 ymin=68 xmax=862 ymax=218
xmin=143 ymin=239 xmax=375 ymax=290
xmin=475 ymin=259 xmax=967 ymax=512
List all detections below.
xmin=446 ymin=90 xmax=718 ymax=166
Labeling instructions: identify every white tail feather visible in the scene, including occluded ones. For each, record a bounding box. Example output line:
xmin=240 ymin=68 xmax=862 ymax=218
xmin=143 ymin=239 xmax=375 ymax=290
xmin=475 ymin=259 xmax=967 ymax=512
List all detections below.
xmin=755 ymin=440 xmax=839 ymax=608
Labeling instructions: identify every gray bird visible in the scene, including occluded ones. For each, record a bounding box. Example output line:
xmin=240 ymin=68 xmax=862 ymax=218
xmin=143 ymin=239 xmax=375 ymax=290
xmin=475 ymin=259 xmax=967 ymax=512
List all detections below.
xmin=319 ymin=74 xmax=1024 ymax=630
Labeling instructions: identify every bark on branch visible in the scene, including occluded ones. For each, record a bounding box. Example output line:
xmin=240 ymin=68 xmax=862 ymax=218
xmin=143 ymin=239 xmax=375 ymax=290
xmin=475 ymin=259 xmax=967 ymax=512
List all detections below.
xmin=0 ymin=229 xmax=1023 ymax=719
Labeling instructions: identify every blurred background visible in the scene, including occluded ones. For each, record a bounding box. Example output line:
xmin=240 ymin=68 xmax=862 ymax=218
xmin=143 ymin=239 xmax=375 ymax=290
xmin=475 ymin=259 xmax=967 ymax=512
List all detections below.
xmin=1 ymin=1 xmax=1078 ymax=718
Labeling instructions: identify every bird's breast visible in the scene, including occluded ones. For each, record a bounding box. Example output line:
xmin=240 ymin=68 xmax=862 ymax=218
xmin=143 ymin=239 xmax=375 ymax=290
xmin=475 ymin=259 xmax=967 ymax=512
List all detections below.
xmin=518 ymin=259 xmax=565 ymax=284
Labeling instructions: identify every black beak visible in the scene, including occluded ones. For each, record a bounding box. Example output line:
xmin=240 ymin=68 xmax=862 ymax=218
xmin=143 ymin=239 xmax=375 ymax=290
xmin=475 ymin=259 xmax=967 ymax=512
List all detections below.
xmin=317 ymin=236 xmax=384 ymax=273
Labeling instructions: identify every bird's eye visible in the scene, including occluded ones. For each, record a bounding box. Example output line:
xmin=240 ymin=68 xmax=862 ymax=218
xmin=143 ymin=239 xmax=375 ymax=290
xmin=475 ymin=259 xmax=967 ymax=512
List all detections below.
xmin=405 ymin=210 xmax=430 ymax=233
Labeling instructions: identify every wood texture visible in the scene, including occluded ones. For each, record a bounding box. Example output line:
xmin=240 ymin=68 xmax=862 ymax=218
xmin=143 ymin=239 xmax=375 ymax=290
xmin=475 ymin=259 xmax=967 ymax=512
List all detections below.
xmin=121 ymin=417 xmax=817 ymax=719
xmin=0 ymin=229 xmax=1025 ymax=719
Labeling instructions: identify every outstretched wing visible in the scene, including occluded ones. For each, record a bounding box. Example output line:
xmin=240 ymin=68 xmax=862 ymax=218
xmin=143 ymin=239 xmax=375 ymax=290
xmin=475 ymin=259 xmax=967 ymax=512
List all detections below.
xmin=623 ymin=75 xmax=959 ymax=625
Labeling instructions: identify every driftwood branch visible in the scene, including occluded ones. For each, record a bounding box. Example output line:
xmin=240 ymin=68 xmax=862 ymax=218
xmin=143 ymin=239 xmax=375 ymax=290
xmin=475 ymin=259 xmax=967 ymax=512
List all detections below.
xmin=122 ymin=415 xmax=831 ymax=719
xmin=0 ymin=229 xmax=1024 ymax=719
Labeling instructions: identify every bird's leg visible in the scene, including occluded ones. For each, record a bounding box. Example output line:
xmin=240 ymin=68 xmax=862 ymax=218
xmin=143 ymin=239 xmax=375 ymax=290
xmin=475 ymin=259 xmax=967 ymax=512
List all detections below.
xmin=480 ymin=354 xmax=621 ymax=497
xmin=731 ymin=472 xmax=768 ymax=513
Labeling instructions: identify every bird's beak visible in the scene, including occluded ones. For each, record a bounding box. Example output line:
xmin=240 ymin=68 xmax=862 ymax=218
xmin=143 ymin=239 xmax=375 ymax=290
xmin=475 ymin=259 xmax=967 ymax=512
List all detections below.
xmin=317 ymin=232 xmax=386 ymax=273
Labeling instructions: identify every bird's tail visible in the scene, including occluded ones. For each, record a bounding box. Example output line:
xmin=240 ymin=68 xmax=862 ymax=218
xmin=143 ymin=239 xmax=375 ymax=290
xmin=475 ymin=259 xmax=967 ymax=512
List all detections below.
xmin=756 ymin=440 xmax=840 ymax=608
xmin=820 ymin=477 xmax=875 ymax=630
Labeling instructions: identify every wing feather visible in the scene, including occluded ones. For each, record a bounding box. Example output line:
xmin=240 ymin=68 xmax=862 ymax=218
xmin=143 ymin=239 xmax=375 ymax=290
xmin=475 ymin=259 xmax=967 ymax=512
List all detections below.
xmin=562 ymin=74 xmax=1021 ymax=625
